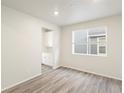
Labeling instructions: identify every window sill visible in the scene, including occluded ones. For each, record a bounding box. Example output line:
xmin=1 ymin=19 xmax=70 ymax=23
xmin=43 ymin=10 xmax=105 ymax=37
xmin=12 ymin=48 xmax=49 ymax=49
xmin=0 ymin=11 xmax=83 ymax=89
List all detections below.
xmin=72 ymin=53 xmax=107 ymax=57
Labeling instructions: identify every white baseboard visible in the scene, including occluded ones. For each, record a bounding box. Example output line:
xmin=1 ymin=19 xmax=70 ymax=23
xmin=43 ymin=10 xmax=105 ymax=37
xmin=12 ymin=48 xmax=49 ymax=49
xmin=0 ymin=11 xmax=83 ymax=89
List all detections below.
xmin=61 ymin=65 xmax=122 ymax=81
xmin=53 ymin=65 xmax=61 ymax=69
xmin=2 ymin=73 xmax=41 ymax=91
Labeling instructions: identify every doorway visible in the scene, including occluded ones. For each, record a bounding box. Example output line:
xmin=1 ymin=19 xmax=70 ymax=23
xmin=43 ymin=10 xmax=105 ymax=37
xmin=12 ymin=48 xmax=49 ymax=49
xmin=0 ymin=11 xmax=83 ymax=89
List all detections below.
xmin=41 ymin=28 xmax=54 ymax=73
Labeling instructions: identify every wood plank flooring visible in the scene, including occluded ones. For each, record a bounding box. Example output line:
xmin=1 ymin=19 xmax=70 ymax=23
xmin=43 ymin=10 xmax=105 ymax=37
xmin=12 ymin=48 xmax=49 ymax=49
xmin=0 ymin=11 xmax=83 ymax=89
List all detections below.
xmin=41 ymin=64 xmax=53 ymax=74
xmin=2 ymin=67 xmax=122 ymax=93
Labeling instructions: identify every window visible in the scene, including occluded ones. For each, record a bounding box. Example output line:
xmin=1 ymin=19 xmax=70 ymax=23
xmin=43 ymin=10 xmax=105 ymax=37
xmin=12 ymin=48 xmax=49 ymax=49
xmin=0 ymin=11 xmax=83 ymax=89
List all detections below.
xmin=72 ymin=27 xmax=107 ymax=56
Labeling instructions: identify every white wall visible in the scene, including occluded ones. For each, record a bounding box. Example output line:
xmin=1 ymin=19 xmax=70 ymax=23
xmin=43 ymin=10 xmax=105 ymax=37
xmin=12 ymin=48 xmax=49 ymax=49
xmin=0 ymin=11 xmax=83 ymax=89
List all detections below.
xmin=60 ymin=15 xmax=122 ymax=80
xmin=1 ymin=5 xmax=60 ymax=90
xmin=53 ymin=30 xmax=61 ymax=68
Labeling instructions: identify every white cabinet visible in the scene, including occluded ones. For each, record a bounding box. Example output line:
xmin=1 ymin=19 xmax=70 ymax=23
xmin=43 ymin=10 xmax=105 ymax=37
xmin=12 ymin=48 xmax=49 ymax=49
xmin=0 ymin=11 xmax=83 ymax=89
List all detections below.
xmin=45 ymin=31 xmax=53 ymax=47
xmin=42 ymin=53 xmax=53 ymax=66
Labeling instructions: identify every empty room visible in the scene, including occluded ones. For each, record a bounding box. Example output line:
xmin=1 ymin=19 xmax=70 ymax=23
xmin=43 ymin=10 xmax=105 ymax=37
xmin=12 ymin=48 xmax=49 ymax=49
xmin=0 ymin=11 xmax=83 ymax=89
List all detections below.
xmin=1 ymin=0 xmax=122 ymax=93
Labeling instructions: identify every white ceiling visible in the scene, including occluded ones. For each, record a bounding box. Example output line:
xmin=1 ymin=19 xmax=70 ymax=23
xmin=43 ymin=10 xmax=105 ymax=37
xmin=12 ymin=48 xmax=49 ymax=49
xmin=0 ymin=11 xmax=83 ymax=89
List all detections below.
xmin=2 ymin=0 xmax=122 ymax=26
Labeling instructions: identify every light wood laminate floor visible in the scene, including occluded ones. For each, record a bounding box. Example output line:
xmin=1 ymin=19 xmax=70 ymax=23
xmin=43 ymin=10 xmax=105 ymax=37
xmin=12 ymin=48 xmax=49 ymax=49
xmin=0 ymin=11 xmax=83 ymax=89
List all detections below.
xmin=41 ymin=64 xmax=53 ymax=74
xmin=2 ymin=67 xmax=122 ymax=93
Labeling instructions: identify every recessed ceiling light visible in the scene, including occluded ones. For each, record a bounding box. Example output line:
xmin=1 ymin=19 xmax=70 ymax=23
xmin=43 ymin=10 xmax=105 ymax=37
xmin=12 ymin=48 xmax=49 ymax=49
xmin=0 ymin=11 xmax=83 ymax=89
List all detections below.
xmin=54 ymin=11 xmax=59 ymax=16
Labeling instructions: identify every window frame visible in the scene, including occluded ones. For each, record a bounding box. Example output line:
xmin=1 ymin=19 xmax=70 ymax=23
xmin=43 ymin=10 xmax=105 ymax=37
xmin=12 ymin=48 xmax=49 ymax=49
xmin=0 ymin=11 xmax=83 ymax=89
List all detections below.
xmin=72 ymin=26 xmax=107 ymax=56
